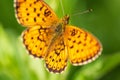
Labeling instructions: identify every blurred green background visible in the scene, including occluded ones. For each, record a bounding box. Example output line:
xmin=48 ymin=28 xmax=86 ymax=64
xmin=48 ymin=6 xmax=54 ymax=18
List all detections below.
xmin=0 ymin=0 xmax=120 ymax=80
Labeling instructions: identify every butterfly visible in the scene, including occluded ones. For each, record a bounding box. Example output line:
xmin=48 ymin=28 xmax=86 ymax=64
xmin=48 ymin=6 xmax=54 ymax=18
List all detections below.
xmin=14 ymin=0 xmax=102 ymax=73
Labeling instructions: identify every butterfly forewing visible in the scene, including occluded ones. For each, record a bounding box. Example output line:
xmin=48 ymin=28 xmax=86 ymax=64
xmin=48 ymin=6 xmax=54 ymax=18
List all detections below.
xmin=15 ymin=0 xmax=59 ymax=27
xmin=64 ymin=25 xmax=102 ymax=65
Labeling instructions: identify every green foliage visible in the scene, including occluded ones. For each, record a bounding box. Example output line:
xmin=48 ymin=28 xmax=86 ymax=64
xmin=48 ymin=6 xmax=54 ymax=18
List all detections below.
xmin=0 ymin=0 xmax=120 ymax=80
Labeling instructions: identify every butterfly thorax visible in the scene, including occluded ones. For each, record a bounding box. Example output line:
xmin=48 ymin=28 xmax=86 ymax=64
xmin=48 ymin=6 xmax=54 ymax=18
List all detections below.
xmin=54 ymin=15 xmax=69 ymax=36
xmin=48 ymin=15 xmax=70 ymax=50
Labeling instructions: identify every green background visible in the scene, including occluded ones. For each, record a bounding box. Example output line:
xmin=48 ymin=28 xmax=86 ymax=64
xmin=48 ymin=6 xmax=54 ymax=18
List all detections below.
xmin=0 ymin=0 xmax=120 ymax=80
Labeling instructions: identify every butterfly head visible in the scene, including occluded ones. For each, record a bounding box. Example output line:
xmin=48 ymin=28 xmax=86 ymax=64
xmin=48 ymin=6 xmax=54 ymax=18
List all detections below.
xmin=62 ymin=15 xmax=70 ymax=25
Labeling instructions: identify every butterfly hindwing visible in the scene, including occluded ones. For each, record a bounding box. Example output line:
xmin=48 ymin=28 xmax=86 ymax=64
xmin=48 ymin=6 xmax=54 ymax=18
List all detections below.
xmin=22 ymin=26 xmax=54 ymax=58
xmin=45 ymin=34 xmax=68 ymax=73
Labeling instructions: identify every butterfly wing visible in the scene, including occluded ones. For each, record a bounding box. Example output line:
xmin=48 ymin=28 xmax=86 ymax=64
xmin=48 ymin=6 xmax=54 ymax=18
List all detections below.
xmin=45 ymin=34 xmax=68 ymax=73
xmin=64 ymin=25 xmax=102 ymax=65
xmin=22 ymin=26 xmax=54 ymax=58
xmin=14 ymin=0 xmax=59 ymax=27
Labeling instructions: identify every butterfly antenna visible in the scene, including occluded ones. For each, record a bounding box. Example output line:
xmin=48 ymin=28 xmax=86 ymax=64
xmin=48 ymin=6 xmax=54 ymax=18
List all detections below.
xmin=71 ymin=9 xmax=93 ymax=16
xmin=60 ymin=0 xmax=65 ymax=15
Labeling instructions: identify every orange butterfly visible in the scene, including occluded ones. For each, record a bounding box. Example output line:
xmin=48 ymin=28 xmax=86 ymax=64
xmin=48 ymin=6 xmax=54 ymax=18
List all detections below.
xmin=14 ymin=0 xmax=102 ymax=73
